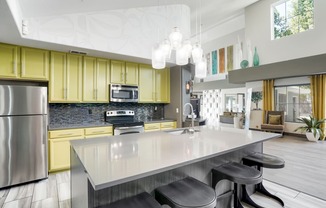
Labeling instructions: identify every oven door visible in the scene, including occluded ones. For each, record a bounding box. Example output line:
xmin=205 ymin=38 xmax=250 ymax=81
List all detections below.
xmin=114 ymin=126 xmax=144 ymax=135
xmin=110 ymin=85 xmax=138 ymax=102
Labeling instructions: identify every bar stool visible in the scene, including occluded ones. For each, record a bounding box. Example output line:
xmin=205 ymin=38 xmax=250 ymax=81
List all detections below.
xmin=242 ymin=152 xmax=285 ymax=207
xmin=96 ymin=192 xmax=161 ymax=208
xmin=212 ymin=162 xmax=263 ymax=208
xmin=155 ymin=177 xmax=216 ymax=208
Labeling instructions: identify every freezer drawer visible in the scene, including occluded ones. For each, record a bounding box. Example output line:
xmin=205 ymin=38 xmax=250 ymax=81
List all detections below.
xmin=0 ymin=115 xmax=48 ymax=188
xmin=0 ymin=85 xmax=47 ymax=115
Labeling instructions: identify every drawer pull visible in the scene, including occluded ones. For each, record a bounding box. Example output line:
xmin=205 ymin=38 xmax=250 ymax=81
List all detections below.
xmin=58 ymin=133 xmax=74 ymax=136
xmin=91 ymin=131 xmax=106 ymax=134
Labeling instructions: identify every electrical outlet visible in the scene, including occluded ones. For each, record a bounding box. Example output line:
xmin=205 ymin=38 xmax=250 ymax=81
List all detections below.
xmin=176 ymin=108 xmax=179 ymax=113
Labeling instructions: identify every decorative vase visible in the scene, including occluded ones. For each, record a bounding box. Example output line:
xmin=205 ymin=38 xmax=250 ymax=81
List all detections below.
xmin=306 ymin=132 xmax=319 ymax=142
xmin=253 ymin=47 xmax=259 ymax=67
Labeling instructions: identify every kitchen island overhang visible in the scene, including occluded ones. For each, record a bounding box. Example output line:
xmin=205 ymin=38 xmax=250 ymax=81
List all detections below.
xmin=70 ymin=126 xmax=281 ymax=208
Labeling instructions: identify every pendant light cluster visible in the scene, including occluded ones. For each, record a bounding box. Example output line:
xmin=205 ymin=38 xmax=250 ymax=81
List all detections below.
xmin=151 ymin=0 xmax=206 ymax=79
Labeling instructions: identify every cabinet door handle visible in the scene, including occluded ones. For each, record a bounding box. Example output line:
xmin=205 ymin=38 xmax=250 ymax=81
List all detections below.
xmin=12 ymin=61 xmax=16 ymax=74
xmin=121 ymin=72 xmax=125 ymax=82
xmin=63 ymin=89 xmax=67 ymax=99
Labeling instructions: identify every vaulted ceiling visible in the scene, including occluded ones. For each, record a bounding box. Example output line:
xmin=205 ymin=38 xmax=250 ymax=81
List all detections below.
xmin=17 ymin=0 xmax=259 ymax=36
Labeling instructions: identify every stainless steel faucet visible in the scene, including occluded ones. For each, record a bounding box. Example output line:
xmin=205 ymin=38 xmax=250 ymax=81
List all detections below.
xmin=183 ymin=103 xmax=195 ymax=133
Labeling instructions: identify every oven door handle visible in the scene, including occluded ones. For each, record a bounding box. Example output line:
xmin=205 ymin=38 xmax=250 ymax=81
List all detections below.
xmin=115 ymin=125 xmax=144 ymax=130
xmin=119 ymin=131 xmax=140 ymax=135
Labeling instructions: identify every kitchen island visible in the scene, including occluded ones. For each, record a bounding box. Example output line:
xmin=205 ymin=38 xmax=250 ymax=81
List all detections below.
xmin=70 ymin=126 xmax=281 ymax=208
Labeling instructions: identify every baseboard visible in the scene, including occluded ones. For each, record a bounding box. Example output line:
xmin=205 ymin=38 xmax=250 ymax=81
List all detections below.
xmin=249 ymin=128 xmax=306 ymax=138
xmin=283 ymin=132 xmax=306 ymax=138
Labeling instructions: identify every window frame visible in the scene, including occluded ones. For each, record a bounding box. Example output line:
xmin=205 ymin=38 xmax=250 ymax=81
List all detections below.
xmin=271 ymin=0 xmax=315 ymax=40
xmin=274 ymin=84 xmax=312 ymax=123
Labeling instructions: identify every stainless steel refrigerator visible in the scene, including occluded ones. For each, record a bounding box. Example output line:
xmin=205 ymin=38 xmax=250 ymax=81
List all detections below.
xmin=0 ymin=85 xmax=48 ymax=188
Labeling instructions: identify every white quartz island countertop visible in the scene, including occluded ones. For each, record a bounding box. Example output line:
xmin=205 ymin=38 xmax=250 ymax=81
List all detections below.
xmin=70 ymin=126 xmax=281 ymax=190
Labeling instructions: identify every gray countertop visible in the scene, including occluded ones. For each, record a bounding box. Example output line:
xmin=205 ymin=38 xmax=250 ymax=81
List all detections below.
xmin=70 ymin=126 xmax=281 ymax=190
xmin=48 ymin=119 xmax=176 ymax=130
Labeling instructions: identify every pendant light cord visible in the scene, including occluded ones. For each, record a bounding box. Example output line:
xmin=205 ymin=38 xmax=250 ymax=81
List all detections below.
xmin=199 ymin=0 xmax=202 ymax=45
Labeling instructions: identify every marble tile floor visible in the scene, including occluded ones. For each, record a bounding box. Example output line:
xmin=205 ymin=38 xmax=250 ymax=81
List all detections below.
xmin=0 ymin=171 xmax=325 ymax=208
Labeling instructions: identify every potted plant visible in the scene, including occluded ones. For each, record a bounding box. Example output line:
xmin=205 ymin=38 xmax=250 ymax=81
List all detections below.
xmin=294 ymin=115 xmax=325 ymax=142
xmin=251 ymin=91 xmax=262 ymax=110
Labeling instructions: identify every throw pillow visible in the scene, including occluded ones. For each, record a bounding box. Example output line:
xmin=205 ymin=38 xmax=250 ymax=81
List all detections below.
xmin=268 ymin=115 xmax=281 ymax=125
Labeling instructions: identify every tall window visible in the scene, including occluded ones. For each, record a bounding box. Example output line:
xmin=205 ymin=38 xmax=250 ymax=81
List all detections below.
xmin=272 ymin=0 xmax=314 ymax=39
xmin=275 ymin=85 xmax=312 ymax=122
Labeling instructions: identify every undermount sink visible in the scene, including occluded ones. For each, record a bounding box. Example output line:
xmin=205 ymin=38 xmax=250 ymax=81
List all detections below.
xmin=164 ymin=128 xmax=200 ymax=135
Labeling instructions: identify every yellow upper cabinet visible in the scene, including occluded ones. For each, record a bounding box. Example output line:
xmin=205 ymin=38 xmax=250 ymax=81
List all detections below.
xmin=139 ymin=64 xmax=155 ymax=102
xmin=66 ymin=54 xmax=83 ymax=102
xmin=96 ymin=58 xmax=110 ymax=102
xmin=21 ymin=47 xmax=49 ymax=80
xmin=111 ymin=60 xmax=138 ymax=85
xmin=110 ymin=60 xmax=124 ymax=84
xmin=155 ymin=68 xmax=170 ymax=103
xmin=83 ymin=57 xmax=110 ymax=102
xmin=125 ymin=62 xmax=138 ymax=85
xmin=0 ymin=43 xmax=20 ymax=79
xmin=49 ymin=52 xmax=82 ymax=102
xmin=139 ymin=64 xmax=170 ymax=103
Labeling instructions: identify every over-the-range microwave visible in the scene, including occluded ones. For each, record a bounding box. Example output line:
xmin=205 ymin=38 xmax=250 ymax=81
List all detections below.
xmin=110 ymin=84 xmax=138 ymax=102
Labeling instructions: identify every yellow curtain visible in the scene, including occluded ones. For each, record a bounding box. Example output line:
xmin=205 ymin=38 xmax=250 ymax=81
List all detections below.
xmin=263 ymin=79 xmax=274 ymax=122
xmin=310 ymin=74 xmax=326 ymax=140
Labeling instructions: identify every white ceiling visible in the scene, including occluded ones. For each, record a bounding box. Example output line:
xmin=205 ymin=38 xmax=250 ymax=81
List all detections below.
xmin=17 ymin=0 xmax=259 ymax=35
xmin=0 ymin=0 xmax=260 ymax=64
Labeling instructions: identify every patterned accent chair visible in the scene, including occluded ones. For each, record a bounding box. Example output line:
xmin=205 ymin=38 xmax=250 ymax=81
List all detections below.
xmin=261 ymin=111 xmax=284 ymax=135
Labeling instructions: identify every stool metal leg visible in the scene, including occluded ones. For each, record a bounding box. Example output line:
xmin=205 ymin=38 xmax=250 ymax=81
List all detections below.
xmin=256 ymin=182 xmax=284 ymax=207
xmin=233 ymin=183 xmax=244 ymax=208
xmin=241 ymin=185 xmax=264 ymax=208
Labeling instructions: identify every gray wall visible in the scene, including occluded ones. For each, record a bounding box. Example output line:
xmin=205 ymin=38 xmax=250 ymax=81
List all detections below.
xmin=164 ymin=64 xmax=192 ymax=128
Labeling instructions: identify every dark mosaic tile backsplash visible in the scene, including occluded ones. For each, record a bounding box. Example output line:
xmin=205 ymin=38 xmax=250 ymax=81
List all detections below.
xmin=49 ymin=103 xmax=165 ymax=125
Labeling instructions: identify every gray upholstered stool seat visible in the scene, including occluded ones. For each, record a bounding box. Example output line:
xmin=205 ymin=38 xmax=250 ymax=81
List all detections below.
xmin=96 ymin=192 xmax=161 ymax=208
xmin=212 ymin=162 xmax=263 ymax=208
xmin=155 ymin=177 xmax=216 ymax=208
xmin=242 ymin=152 xmax=285 ymax=169
xmin=242 ymin=152 xmax=285 ymax=207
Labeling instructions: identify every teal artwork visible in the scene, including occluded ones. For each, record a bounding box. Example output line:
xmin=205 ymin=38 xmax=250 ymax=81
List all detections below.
xmin=212 ymin=50 xmax=217 ymax=75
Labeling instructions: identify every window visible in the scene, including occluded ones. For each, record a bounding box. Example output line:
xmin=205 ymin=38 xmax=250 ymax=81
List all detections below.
xmin=274 ymin=85 xmax=312 ymax=122
xmin=272 ymin=0 xmax=314 ymax=39
xmin=224 ymin=93 xmax=245 ymax=113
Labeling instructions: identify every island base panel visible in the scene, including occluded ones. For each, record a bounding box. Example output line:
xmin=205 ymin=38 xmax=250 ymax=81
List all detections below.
xmin=71 ymin=143 xmax=262 ymax=208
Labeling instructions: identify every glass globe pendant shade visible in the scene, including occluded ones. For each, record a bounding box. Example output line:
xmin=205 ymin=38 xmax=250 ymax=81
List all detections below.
xmin=183 ymin=40 xmax=193 ymax=58
xmin=192 ymin=42 xmax=203 ymax=64
xmin=160 ymin=39 xmax=172 ymax=60
xmin=169 ymin=27 xmax=183 ymax=49
xmin=195 ymin=56 xmax=207 ymax=78
xmin=152 ymin=44 xmax=166 ymax=69
xmin=176 ymin=46 xmax=189 ymax=66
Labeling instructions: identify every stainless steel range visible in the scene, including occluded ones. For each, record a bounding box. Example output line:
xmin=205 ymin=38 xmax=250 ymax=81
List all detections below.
xmin=105 ymin=110 xmax=144 ymax=135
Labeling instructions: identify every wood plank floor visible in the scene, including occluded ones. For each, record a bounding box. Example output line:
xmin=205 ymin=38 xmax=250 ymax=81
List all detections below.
xmin=1 ymin=135 xmax=326 ymax=208
xmin=263 ymin=135 xmax=326 ymax=201
xmin=1 ymin=171 xmax=325 ymax=207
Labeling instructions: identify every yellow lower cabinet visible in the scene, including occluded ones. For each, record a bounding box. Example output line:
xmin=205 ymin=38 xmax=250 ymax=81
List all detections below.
xmin=84 ymin=126 xmax=113 ymax=139
xmin=144 ymin=123 xmax=161 ymax=132
xmin=49 ymin=137 xmax=82 ymax=172
xmin=48 ymin=129 xmax=84 ymax=172
xmin=160 ymin=121 xmax=176 ymax=130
